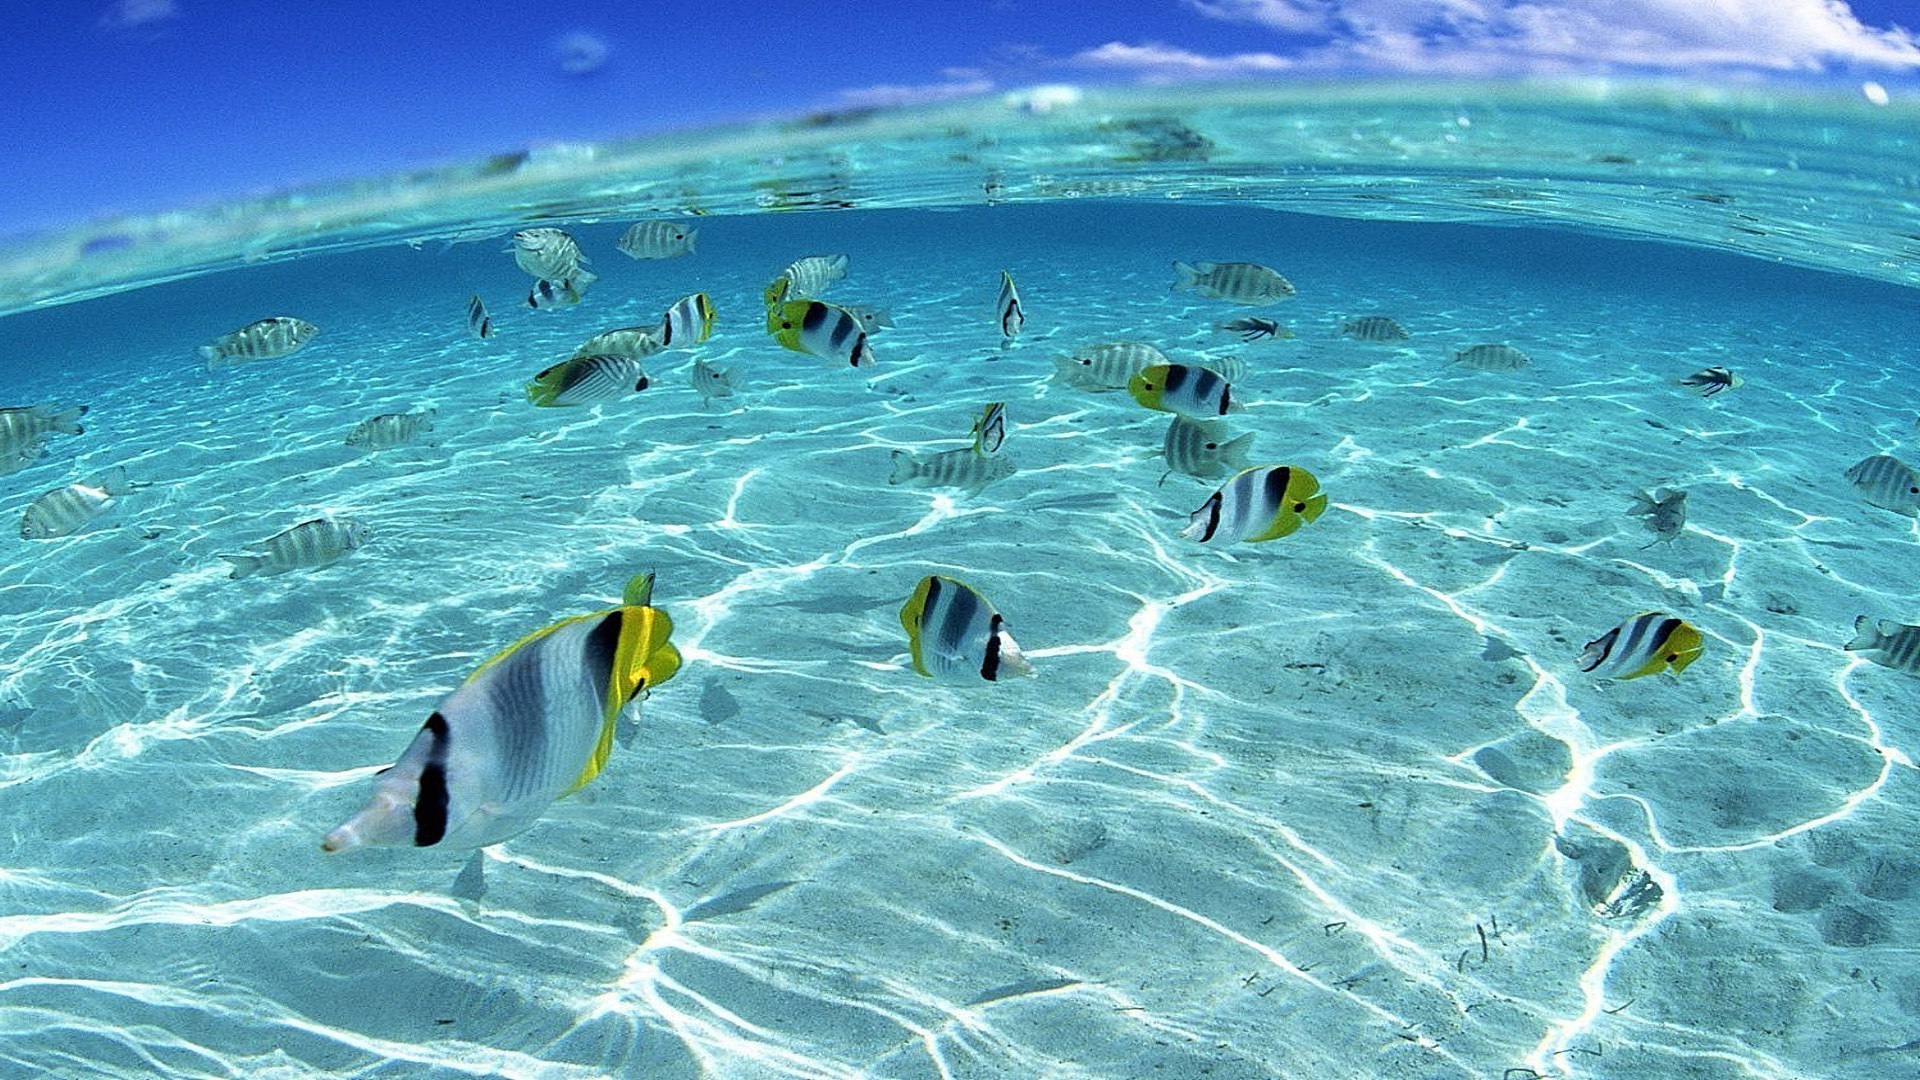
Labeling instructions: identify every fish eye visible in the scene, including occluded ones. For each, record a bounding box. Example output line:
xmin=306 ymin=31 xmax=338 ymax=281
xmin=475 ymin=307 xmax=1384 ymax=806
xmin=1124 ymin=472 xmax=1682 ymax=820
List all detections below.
xmin=1205 ymin=442 xmax=1219 ymax=449
xmin=1292 ymin=502 xmax=1306 ymax=511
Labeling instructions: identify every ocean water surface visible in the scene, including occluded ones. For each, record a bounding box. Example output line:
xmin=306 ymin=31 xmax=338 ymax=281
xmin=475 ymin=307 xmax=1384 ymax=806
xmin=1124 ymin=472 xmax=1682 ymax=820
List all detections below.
xmin=2 ymin=83 xmax=1919 ymax=1079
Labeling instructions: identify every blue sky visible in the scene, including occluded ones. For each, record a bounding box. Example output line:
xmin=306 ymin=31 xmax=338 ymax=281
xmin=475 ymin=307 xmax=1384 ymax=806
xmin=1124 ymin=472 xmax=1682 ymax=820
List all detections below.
xmin=2 ymin=0 xmax=1916 ymax=237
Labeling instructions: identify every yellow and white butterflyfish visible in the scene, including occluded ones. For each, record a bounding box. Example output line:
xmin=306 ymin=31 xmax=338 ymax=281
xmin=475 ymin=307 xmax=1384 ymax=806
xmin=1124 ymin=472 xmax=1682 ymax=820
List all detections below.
xmin=996 ymin=269 xmax=1024 ymax=343
xmin=769 ymin=300 xmax=875 ymax=368
xmin=1577 ymin=611 xmax=1703 ymax=681
xmin=1181 ymin=465 xmax=1327 ymax=545
xmin=322 ymin=571 xmax=681 ymax=852
xmin=971 ymin=402 xmax=1007 ymax=456
xmin=1129 ymin=363 xmax=1241 ymax=418
xmin=657 ymin=292 xmax=716 ymax=348
xmin=899 ymin=575 xmax=1034 ymax=683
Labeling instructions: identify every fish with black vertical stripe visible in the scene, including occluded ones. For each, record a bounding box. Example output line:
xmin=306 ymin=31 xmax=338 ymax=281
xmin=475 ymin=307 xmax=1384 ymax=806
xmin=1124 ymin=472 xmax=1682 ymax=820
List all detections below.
xmin=322 ymin=570 xmax=682 ymax=851
xmin=1577 ymin=611 xmax=1703 ymax=681
xmin=1181 ymin=465 xmax=1326 ymax=545
xmin=899 ymin=575 xmax=1034 ymax=683
xmin=769 ymin=300 xmax=874 ymax=368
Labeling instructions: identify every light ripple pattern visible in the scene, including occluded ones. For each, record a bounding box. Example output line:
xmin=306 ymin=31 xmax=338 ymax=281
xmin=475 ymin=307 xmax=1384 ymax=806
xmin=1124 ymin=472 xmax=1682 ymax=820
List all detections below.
xmin=0 ymin=196 xmax=1917 ymax=1080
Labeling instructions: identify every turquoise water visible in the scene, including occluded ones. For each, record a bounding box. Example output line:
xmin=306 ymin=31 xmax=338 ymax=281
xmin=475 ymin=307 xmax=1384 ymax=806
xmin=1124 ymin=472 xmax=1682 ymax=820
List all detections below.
xmin=3 ymin=84 xmax=1920 ymax=1079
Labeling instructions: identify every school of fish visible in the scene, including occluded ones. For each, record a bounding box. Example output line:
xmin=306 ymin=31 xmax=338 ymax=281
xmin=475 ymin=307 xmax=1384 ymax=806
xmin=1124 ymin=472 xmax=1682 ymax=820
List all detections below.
xmin=6 ymin=217 xmax=1911 ymax=866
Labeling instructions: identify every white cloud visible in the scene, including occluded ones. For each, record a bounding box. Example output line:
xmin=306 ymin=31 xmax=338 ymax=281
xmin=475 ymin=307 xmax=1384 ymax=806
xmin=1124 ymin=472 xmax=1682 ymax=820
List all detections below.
xmin=98 ymin=0 xmax=179 ymax=33
xmin=831 ymin=78 xmax=997 ymax=109
xmin=1172 ymin=0 xmax=1920 ymax=73
xmin=1073 ymin=41 xmax=1295 ymax=77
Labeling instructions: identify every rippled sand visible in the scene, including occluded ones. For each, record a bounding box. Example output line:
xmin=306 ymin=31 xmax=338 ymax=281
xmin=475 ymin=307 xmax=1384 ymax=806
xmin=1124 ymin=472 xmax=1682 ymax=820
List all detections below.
xmin=0 ymin=203 xmax=1916 ymax=1078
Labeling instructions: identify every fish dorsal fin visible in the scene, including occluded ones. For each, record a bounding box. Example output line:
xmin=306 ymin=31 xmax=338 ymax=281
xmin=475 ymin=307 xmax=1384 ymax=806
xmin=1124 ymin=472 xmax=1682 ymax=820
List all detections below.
xmin=569 ymin=606 xmax=681 ymax=793
xmin=899 ymin=576 xmax=936 ymax=677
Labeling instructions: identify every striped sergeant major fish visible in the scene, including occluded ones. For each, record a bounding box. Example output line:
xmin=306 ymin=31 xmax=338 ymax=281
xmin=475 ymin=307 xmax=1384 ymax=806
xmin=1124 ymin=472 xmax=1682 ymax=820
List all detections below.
xmin=467 ymin=294 xmax=494 ymax=339
xmin=1450 ymin=343 xmax=1531 ymax=372
xmin=0 ymin=403 xmax=86 ymax=459
xmin=615 ymin=220 xmax=698 ymax=259
xmin=221 ymin=517 xmax=370 ymax=579
xmin=322 ymin=570 xmax=681 ymax=851
xmin=346 ymin=408 xmax=436 ymax=450
xmin=1577 ymin=611 xmax=1704 ymax=681
xmin=658 ymin=293 xmax=716 ymax=348
xmin=889 ymin=447 xmax=1016 ymax=496
xmin=996 ymin=270 xmax=1024 ymax=343
xmin=527 ymin=354 xmax=650 ymax=407
xmin=200 ymin=316 xmax=320 ymax=368
xmin=20 ymin=466 xmax=143 ymax=539
xmin=899 ymin=575 xmax=1034 ymax=683
xmin=1129 ymin=363 xmax=1241 ymax=419
xmin=1160 ymin=416 xmax=1254 ymax=481
xmin=512 ymin=227 xmax=590 ymax=281
xmin=1182 ymin=465 xmax=1327 ymax=545
xmin=1846 ymin=615 xmax=1920 ymax=677
xmin=573 ymin=325 xmax=666 ymax=360
xmin=1341 ymin=315 xmax=1410 ymax=342
xmin=1052 ymin=341 xmax=1168 ymax=393
xmin=1843 ymin=453 xmax=1920 ymax=516
xmin=971 ymin=402 xmax=1007 ymax=456
xmin=841 ymin=304 xmax=893 ymax=333
xmin=1171 ymin=260 xmax=1295 ymax=304
xmin=763 ymin=254 xmax=850 ymax=309
xmin=769 ymin=300 xmax=874 ymax=368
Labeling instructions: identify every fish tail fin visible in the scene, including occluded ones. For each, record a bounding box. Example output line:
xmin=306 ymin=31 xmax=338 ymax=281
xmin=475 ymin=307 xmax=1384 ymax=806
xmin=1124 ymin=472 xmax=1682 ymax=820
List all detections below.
xmin=1844 ymin=615 xmax=1885 ymax=653
xmin=48 ymin=404 xmax=87 ymax=435
xmin=1220 ymin=432 xmax=1256 ymax=471
xmin=92 ymin=466 xmax=137 ymax=496
xmin=1628 ymin=490 xmax=1657 ymax=514
xmin=199 ymin=346 xmax=223 ymax=369
xmin=220 ymin=554 xmax=266 ymax=579
xmin=888 ymin=450 xmax=921 ymax=485
xmin=684 ymin=229 xmax=699 ymax=254
xmin=1171 ymin=261 xmax=1200 ymax=291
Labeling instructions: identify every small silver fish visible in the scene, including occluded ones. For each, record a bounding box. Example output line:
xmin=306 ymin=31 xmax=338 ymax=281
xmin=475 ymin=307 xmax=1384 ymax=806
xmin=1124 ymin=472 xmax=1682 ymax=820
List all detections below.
xmin=615 ymin=220 xmax=698 ymax=259
xmin=221 ymin=518 xmax=370 ymax=579
xmin=1846 ymin=615 xmax=1920 ymax=676
xmin=1451 ymin=343 xmax=1531 ymax=372
xmin=1216 ymin=317 xmax=1290 ymax=342
xmin=1172 ymin=261 xmax=1295 ymax=305
xmin=690 ymin=358 xmax=734 ymax=404
xmin=1052 ymin=341 xmax=1168 ymax=392
xmin=347 ymin=409 xmax=436 ymax=450
xmin=1843 ymin=454 xmax=1920 ymax=516
xmin=200 ymin=316 xmax=320 ymax=368
xmin=889 ymin=448 xmax=1017 ymax=495
xmin=467 ymin=295 xmax=494 ymax=340
xmin=1160 ymin=416 xmax=1254 ymax=481
xmin=573 ymin=326 xmax=665 ymax=359
xmin=1627 ymin=488 xmax=1687 ymax=545
xmin=996 ymin=270 xmax=1024 ymax=343
xmin=1677 ymin=366 xmax=1742 ymax=397
xmin=20 ymin=466 xmax=142 ymax=539
xmin=1341 ymin=316 xmax=1410 ymax=342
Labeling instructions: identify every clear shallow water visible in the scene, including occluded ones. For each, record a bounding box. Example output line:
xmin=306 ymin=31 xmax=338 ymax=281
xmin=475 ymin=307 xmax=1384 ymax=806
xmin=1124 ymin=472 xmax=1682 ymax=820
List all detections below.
xmin=2 ymin=85 xmax=1920 ymax=1079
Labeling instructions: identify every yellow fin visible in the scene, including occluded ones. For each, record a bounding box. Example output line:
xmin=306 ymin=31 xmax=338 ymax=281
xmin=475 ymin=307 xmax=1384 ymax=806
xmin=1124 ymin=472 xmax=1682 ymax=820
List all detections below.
xmin=570 ymin=606 xmax=681 ymax=793
xmin=623 ymin=570 xmax=656 ymax=607
xmin=899 ymin=576 xmax=935 ymax=677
